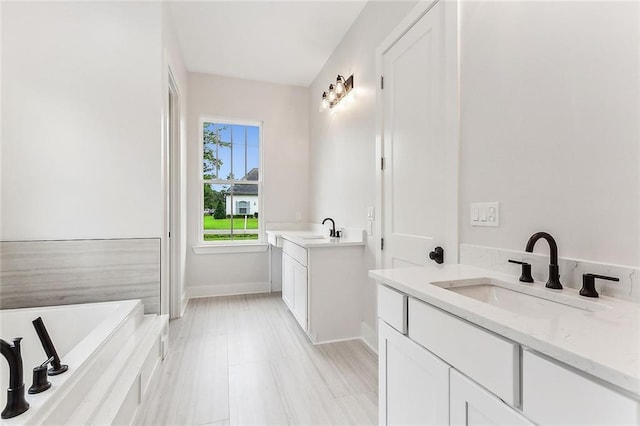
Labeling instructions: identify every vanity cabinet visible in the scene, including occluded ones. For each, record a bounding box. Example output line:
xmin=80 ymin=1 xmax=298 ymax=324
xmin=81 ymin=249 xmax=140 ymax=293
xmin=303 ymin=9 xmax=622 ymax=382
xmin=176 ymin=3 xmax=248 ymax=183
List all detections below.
xmin=281 ymin=238 xmax=365 ymax=343
xmin=378 ymin=284 xmax=525 ymax=425
xmin=377 ymin=283 xmax=640 ymax=425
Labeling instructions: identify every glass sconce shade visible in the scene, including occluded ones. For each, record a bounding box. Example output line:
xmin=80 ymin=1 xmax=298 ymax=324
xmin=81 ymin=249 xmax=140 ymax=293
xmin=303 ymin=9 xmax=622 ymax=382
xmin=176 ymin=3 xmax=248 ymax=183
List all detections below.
xmin=328 ymin=84 xmax=337 ymax=103
xmin=335 ymin=75 xmax=345 ymax=95
xmin=319 ymin=92 xmax=329 ymax=112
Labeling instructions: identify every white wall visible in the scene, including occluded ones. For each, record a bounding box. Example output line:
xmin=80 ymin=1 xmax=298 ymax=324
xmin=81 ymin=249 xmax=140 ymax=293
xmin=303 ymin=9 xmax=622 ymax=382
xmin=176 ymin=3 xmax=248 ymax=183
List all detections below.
xmin=308 ymin=1 xmax=418 ymax=341
xmin=459 ymin=1 xmax=640 ymax=267
xmin=1 ymin=2 xmax=163 ymax=240
xmin=186 ymin=73 xmax=308 ymax=296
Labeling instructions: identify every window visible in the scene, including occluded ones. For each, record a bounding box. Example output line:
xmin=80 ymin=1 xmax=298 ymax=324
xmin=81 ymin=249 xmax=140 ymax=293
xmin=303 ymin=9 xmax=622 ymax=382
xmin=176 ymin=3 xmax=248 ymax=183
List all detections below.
xmin=200 ymin=118 xmax=262 ymax=243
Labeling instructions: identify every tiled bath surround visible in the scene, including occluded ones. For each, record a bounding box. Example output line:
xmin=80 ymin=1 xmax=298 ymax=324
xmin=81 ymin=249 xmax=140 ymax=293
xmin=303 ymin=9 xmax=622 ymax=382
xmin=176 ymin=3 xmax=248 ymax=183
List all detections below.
xmin=0 ymin=239 xmax=161 ymax=313
xmin=460 ymin=244 xmax=640 ymax=303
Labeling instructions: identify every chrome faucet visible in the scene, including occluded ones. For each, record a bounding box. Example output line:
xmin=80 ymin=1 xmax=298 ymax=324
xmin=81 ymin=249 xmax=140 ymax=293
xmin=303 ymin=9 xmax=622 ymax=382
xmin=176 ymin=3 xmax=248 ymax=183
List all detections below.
xmin=1 ymin=338 xmax=29 ymax=419
xmin=322 ymin=217 xmax=336 ymax=237
xmin=525 ymin=232 xmax=563 ymax=289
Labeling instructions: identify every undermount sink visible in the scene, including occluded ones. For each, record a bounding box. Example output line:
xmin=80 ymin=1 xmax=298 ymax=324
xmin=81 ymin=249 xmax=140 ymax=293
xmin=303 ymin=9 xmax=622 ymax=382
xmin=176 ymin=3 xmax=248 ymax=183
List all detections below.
xmin=300 ymin=235 xmax=326 ymax=240
xmin=433 ymin=278 xmax=608 ymax=318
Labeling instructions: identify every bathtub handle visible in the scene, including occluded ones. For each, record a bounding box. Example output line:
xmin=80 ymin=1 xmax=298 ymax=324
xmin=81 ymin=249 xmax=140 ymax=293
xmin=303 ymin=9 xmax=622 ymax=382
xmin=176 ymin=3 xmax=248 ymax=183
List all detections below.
xmin=29 ymin=357 xmax=54 ymax=395
xmin=39 ymin=356 xmax=54 ymax=368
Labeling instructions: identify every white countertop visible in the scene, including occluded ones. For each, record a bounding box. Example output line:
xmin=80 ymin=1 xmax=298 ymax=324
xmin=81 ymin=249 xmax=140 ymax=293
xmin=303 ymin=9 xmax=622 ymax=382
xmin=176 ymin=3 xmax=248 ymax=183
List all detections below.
xmin=267 ymin=229 xmax=365 ymax=248
xmin=369 ymin=264 xmax=640 ymax=396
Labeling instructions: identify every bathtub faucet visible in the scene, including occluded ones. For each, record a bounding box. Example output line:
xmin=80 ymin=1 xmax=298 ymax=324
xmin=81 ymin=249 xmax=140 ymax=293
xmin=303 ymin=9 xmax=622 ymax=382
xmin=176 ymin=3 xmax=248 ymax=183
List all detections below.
xmin=1 ymin=338 xmax=30 ymax=419
xmin=32 ymin=317 xmax=68 ymax=375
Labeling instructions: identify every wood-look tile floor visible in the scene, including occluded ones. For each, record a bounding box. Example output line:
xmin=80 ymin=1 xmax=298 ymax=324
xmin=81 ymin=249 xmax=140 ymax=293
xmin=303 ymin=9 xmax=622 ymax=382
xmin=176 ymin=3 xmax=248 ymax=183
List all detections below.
xmin=134 ymin=293 xmax=378 ymax=426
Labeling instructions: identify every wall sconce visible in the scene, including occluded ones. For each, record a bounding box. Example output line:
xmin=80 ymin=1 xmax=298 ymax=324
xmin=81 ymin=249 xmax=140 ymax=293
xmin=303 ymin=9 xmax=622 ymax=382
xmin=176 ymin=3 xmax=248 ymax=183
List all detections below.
xmin=319 ymin=74 xmax=354 ymax=112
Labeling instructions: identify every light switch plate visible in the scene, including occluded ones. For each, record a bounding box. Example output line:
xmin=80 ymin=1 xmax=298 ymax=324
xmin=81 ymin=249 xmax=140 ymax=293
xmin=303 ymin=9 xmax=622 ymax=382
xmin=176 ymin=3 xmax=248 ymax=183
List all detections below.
xmin=367 ymin=206 xmax=375 ymax=220
xmin=471 ymin=202 xmax=500 ymax=227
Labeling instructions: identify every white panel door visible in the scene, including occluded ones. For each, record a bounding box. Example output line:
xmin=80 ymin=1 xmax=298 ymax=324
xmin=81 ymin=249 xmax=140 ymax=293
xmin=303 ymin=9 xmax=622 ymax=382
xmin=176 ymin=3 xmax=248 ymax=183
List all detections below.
xmin=378 ymin=320 xmax=450 ymax=425
xmin=450 ymin=370 xmax=533 ymax=426
xmin=382 ymin=0 xmax=456 ymax=268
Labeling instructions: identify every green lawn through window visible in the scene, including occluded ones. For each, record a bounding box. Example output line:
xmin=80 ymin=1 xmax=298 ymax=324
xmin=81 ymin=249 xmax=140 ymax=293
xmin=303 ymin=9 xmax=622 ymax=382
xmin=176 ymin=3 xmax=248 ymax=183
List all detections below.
xmin=203 ymin=216 xmax=258 ymax=230
xmin=204 ymin=234 xmax=258 ymax=241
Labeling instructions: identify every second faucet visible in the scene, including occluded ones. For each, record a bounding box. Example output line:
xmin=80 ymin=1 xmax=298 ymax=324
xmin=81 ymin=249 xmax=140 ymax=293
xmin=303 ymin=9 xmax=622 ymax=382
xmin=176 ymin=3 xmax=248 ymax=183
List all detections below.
xmin=322 ymin=218 xmax=341 ymax=238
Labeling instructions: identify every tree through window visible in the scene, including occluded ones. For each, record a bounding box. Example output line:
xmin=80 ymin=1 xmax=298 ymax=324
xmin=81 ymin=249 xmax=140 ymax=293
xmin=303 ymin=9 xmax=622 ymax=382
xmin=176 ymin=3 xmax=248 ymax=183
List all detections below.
xmin=201 ymin=119 xmax=261 ymax=242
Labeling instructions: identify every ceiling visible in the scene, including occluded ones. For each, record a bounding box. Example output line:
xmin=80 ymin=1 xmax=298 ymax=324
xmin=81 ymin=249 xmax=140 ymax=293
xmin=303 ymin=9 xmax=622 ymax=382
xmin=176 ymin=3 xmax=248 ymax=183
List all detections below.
xmin=167 ymin=1 xmax=368 ymax=87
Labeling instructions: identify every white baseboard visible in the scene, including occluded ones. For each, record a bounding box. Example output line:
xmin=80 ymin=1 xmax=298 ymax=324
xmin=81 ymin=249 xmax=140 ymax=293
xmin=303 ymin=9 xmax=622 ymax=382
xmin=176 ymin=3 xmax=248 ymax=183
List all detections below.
xmin=360 ymin=321 xmax=377 ymax=354
xmin=186 ymin=281 xmax=270 ymax=299
xmin=312 ymin=335 xmax=361 ymax=345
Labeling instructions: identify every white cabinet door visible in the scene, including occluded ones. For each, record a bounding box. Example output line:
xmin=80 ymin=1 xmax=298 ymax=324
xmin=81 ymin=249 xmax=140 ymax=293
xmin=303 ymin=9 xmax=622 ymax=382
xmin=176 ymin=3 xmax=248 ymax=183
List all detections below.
xmin=292 ymin=259 xmax=307 ymax=331
xmin=282 ymin=253 xmax=294 ymax=311
xmin=378 ymin=319 xmax=449 ymax=425
xmin=522 ymin=350 xmax=640 ymax=425
xmin=450 ymin=370 xmax=533 ymax=426
xmin=282 ymin=252 xmax=307 ymax=331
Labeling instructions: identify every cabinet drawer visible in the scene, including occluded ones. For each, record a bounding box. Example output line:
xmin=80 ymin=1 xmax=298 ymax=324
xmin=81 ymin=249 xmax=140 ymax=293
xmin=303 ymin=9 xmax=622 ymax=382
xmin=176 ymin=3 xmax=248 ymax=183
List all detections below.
xmin=282 ymin=239 xmax=307 ymax=266
xmin=377 ymin=285 xmax=407 ymax=334
xmin=523 ymin=350 xmax=640 ymax=425
xmin=408 ymin=298 xmax=519 ymax=406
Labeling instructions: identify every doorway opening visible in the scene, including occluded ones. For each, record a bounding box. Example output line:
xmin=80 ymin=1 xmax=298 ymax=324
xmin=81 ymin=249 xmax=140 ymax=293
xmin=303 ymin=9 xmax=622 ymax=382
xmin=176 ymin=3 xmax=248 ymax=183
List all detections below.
xmin=167 ymin=70 xmax=181 ymax=318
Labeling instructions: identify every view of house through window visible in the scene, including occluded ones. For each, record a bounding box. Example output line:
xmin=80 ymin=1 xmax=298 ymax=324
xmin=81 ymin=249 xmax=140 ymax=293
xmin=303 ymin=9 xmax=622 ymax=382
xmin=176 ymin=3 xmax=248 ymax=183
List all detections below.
xmin=202 ymin=120 xmax=261 ymax=242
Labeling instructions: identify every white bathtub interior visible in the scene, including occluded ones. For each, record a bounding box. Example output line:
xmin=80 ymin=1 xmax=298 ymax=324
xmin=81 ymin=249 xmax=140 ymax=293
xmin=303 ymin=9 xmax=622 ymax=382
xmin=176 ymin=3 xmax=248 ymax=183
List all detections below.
xmin=0 ymin=299 xmax=162 ymax=424
xmin=1 ymin=301 xmax=129 ymax=382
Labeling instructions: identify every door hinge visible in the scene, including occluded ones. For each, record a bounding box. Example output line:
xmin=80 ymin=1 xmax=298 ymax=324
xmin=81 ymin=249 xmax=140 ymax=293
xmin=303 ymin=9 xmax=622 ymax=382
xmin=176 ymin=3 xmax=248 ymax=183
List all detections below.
xmin=381 ymin=238 xmax=384 ymax=250
xmin=380 ymin=76 xmax=384 ymax=90
xmin=381 ymin=157 xmax=384 ymax=170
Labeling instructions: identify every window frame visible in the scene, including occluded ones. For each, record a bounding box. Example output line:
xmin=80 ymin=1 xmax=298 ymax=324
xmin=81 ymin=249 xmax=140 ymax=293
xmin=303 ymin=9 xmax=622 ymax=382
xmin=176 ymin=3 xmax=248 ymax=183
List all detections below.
xmin=198 ymin=116 xmax=264 ymax=246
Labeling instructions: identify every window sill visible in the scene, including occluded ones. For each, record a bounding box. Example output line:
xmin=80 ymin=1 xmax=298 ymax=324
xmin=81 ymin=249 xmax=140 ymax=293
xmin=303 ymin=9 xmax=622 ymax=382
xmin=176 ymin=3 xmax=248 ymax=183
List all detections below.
xmin=192 ymin=243 xmax=269 ymax=255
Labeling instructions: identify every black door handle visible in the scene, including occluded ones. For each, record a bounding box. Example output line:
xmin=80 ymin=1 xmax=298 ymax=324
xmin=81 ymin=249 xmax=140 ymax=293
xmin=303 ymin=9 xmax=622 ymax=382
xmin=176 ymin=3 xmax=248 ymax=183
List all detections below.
xmin=429 ymin=247 xmax=444 ymax=264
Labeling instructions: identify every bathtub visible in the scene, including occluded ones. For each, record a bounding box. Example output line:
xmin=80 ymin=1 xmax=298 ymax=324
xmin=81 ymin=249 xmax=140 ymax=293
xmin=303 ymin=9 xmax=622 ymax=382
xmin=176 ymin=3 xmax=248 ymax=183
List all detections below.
xmin=0 ymin=300 xmax=168 ymax=425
